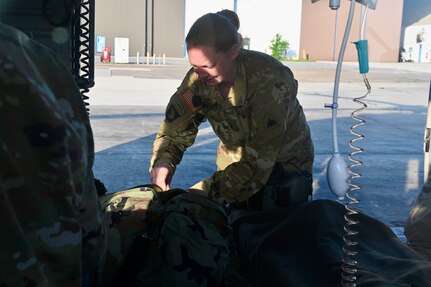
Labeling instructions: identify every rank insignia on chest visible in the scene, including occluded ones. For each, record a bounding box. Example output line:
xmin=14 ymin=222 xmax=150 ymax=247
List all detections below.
xmin=266 ymin=118 xmax=277 ymax=129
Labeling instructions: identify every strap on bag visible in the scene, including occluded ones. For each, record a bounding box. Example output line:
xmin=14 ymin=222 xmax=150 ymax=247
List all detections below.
xmin=113 ymin=186 xmax=187 ymax=286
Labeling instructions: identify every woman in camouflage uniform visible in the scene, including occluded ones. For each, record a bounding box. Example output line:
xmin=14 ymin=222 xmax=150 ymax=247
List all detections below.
xmin=150 ymin=10 xmax=314 ymax=211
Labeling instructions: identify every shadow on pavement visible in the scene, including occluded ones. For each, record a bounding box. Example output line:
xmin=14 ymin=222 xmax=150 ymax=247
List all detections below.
xmin=92 ymin=111 xmax=425 ymax=226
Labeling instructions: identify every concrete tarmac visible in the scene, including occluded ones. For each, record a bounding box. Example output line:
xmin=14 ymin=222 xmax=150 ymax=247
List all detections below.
xmin=88 ymin=58 xmax=431 ymax=229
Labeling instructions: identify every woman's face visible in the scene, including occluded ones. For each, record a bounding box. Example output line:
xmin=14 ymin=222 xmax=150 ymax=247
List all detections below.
xmin=187 ymin=45 xmax=238 ymax=86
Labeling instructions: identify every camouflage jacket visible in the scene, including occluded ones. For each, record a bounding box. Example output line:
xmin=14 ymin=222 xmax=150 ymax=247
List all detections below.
xmin=150 ymin=50 xmax=314 ymax=204
xmin=0 ymin=24 xmax=106 ymax=286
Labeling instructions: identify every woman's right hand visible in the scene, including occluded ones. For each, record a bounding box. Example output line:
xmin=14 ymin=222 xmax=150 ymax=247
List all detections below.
xmin=150 ymin=163 xmax=174 ymax=191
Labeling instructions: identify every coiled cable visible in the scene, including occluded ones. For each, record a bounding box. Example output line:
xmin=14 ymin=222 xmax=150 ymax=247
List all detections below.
xmin=341 ymin=74 xmax=371 ymax=287
xmin=341 ymin=0 xmax=372 ymax=284
xmin=71 ymin=0 xmax=95 ymax=113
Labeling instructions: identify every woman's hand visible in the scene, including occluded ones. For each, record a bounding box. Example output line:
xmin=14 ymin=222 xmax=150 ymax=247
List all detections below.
xmin=150 ymin=163 xmax=174 ymax=191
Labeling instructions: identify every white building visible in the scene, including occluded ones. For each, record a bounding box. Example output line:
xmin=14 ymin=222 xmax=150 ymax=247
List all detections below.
xmin=185 ymin=0 xmax=303 ymax=58
xmin=402 ymin=14 xmax=431 ymax=63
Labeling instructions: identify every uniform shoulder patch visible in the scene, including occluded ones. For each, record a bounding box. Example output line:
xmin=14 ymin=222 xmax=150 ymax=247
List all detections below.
xmin=166 ymin=102 xmax=181 ymax=123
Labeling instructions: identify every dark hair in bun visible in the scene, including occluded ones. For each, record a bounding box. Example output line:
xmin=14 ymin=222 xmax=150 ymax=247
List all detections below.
xmin=186 ymin=9 xmax=242 ymax=52
xmin=217 ymin=9 xmax=240 ymax=30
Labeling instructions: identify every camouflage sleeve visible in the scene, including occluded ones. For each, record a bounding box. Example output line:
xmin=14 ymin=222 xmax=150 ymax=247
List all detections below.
xmin=150 ymin=71 xmax=205 ymax=171
xmin=0 ymin=24 xmax=106 ymax=286
xmin=209 ymin=78 xmax=294 ymax=203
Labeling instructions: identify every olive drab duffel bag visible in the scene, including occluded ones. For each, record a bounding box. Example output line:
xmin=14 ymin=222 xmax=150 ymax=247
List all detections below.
xmin=96 ymin=184 xmax=162 ymax=287
xmin=136 ymin=190 xmax=232 ymax=287
xmin=97 ymin=185 xmax=232 ymax=287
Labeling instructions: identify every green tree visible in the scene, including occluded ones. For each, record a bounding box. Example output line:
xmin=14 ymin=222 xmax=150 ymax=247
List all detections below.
xmin=269 ymin=33 xmax=289 ymax=60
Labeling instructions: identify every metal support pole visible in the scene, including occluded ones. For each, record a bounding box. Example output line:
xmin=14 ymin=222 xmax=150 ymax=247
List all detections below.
xmin=151 ymin=0 xmax=154 ymax=57
xmin=145 ymin=0 xmax=148 ymax=56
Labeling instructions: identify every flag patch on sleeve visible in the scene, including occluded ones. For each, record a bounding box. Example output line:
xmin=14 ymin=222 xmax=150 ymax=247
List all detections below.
xmin=182 ymin=89 xmax=201 ymax=112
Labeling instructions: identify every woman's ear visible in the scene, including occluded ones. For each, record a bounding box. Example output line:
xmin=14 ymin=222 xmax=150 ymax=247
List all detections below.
xmin=229 ymin=44 xmax=241 ymax=59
